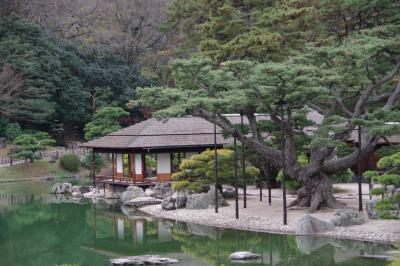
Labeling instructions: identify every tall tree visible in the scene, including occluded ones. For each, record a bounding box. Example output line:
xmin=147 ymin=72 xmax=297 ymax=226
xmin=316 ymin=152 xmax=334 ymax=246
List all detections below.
xmin=133 ymin=22 xmax=400 ymax=211
xmin=84 ymin=107 xmax=129 ymax=140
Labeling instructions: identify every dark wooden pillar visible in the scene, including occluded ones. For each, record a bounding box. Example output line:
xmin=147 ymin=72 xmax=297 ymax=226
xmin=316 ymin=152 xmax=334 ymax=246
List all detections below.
xmin=112 ymin=153 xmax=115 ymax=182
xmin=92 ymin=148 xmax=96 ymax=187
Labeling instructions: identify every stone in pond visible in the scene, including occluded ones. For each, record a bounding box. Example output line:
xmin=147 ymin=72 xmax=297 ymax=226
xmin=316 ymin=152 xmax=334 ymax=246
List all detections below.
xmin=161 ymin=196 xmax=176 ymax=210
xmin=50 ymin=182 xmax=72 ymax=194
xmin=124 ymin=197 xmax=162 ymax=207
xmin=229 ymin=251 xmax=261 ymax=261
xmin=295 ymin=215 xmax=334 ymax=235
xmin=110 ymin=255 xmax=179 ymax=265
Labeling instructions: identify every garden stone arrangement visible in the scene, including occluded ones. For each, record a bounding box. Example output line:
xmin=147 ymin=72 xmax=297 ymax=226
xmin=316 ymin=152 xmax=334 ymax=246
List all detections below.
xmin=331 ymin=209 xmax=365 ymax=226
xmin=295 ymin=215 xmax=334 ymax=235
xmin=162 ymin=187 xmax=228 ymax=210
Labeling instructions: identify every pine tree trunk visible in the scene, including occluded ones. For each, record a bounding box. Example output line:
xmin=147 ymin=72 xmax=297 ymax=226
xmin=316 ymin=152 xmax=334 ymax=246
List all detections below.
xmin=288 ymin=172 xmax=346 ymax=213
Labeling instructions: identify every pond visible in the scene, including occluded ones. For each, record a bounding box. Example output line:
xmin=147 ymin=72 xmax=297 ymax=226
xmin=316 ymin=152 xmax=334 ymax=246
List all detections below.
xmin=0 ymin=193 xmax=394 ymax=266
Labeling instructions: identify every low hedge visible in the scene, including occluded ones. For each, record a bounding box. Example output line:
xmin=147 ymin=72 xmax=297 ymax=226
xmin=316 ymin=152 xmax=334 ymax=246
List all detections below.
xmin=60 ymin=154 xmax=80 ymax=172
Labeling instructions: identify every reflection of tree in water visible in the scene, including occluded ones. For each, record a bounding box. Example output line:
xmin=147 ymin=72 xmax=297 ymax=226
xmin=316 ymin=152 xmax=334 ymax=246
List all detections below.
xmin=171 ymin=222 xmax=389 ymax=266
xmin=0 ymin=202 xmax=107 ymax=266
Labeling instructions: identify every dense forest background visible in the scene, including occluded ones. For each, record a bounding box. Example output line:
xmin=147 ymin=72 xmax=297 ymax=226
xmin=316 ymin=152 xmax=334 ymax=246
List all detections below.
xmin=0 ymin=0 xmax=175 ymax=145
xmin=0 ymin=0 xmax=399 ymax=148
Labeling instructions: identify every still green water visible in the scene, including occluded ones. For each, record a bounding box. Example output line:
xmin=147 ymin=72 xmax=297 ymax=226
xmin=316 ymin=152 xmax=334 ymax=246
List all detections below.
xmin=0 ymin=193 xmax=393 ymax=266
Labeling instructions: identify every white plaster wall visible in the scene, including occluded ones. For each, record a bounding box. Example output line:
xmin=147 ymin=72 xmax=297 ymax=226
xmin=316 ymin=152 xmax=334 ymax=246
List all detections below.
xmin=116 ymin=154 xmax=123 ymax=173
xmin=136 ymin=222 xmax=144 ymax=244
xmin=157 ymin=153 xmax=171 ymax=174
xmin=117 ymin=219 xmax=124 ymax=239
xmin=135 ymin=154 xmax=142 ymax=174
xmin=185 ymin=152 xmax=197 ymax=159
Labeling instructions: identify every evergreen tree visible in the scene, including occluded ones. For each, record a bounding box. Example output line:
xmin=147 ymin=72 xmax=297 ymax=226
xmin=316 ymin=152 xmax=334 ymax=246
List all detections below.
xmin=134 ymin=7 xmax=400 ymax=211
xmin=11 ymin=132 xmax=55 ymax=162
xmin=84 ymin=107 xmax=129 ymax=140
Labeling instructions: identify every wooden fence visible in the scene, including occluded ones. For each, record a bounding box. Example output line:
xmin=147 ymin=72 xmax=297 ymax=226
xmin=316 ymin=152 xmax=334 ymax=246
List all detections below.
xmin=0 ymin=147 xmax=88 ymax=167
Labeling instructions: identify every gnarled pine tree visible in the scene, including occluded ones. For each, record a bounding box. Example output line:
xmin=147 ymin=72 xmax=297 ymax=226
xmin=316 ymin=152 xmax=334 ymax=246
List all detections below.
xmin=132 ymin=23 xmax=400 ymax=211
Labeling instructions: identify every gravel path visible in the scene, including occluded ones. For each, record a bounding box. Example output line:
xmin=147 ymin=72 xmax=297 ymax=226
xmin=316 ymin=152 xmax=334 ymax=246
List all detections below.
xmin=140 ymin=202 xmax=400 ymax=244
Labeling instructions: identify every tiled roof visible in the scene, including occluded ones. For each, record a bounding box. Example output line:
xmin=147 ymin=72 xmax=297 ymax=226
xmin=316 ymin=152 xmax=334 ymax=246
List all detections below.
xmin=81 ymin=113 xmax=399 ymax=150
xmin=81 ymin=115 xmax=267 ymax=149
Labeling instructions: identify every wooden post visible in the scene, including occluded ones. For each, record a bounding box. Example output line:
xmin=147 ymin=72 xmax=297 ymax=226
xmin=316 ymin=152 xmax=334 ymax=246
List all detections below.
xmin=112 ymin=153 xmax=115 ymax=183
xmin=279 ymin=98 xmax=287 ymax=225
xmin=214 ymin=123 xmax=218 ymax=214
xmin=92 ymin=149 xmax=96 ymax=188
xmin=234 ymin=134 xmax=239 ymax=219
xmin=358 ymin=125 xmax=363 ymax=212
xmin=241 ymin=112 xmax=247 ymax=208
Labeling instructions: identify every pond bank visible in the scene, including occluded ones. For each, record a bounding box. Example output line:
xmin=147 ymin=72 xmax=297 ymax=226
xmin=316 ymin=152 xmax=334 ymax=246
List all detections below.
xmin=139 ymin=184 xmax=400 ymax=245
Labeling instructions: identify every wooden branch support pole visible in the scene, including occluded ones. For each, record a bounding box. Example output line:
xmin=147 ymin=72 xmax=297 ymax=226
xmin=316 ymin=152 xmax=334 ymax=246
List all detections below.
xmin=214 ymin=123 xmax=219 ymax=214
xmin=241 ymin=112 xmax=247 ymax=208
xmin=267 ymin=160 xmax=272 ymax=205
xmin=234 ymin=134 xmax=239 ymax=219
xmin=279 ymin=98 xmax=287 ymax=225
xmin=358 ymin=125 xmax=363 ymax=212
xmin=92 ymin=149 xmax=96 ymax=188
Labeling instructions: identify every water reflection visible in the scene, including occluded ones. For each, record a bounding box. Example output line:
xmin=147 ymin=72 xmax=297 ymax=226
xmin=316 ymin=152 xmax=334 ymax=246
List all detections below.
xmin=0 ymin=194 xmax=393 ymax=266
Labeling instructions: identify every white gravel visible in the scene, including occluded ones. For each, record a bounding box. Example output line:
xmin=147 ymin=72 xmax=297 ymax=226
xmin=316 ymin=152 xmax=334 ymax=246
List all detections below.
xmin=139 ymin=205 xmax=400 ymax=244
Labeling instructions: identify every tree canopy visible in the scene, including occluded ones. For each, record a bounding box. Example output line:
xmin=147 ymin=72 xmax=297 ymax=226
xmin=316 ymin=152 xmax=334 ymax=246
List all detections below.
xmin=0 ymin=15 xmax=149 ymax=143
xmin=134 ymin=0 xmax=400 ymax=211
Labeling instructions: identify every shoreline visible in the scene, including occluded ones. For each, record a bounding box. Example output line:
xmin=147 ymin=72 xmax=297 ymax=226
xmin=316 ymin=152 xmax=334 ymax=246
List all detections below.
xmin=139 ymin=204 xmax=400 ymax=245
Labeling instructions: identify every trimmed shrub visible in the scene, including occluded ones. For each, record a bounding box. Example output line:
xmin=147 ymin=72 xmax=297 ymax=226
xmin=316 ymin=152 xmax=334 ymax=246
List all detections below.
xmin=60 ymin=154 xmax=80 ymax=172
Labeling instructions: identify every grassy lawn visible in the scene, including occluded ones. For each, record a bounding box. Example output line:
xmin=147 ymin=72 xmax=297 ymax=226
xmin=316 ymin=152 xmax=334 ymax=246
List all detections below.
xmin=0 ymin=160 xmax=91 ymax=195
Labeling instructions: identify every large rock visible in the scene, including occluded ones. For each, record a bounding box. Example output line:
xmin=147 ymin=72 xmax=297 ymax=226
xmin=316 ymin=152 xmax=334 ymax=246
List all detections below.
xmin=161 ymin=196 xmax=176 ymax=210
xmin=124 ymin=197 xmax=162 ymax=207
xmin=62 ymin=183 xmax=72 ymax=193
xmin=153 ymin=182 xmax=173 ymax=199
xmin=50 ymin=182 xmax=72 ymax=194
xmin=122 ymin=186 xmax=145 ymax=203
xmin=144 ymin=187 xmax=155 ymax=197
xmin=176 ymin=192 xmax=187 ymax=208
xmin=229 ymin=251 xmax=261 ymax=261
xmin=110 ymin=255 xmax=178 ymax=265
xmin=295 ymin=215 xmax=334 ymax=235
xmin=331 ymin=209 xmax=365 ymax=226
xmin=83 ymin=187 xmax=105 ymax=198
xmin=207 ymin=187 xmax=228 ymax=207
xmin=222 ymin=188 xmax=236 ymax=199
xmin=186 ymin=193 xmax=209 ymax=209
xmin=71 ymin=191 xmax=82 ymax=198
xmin=71 ymin=185 xmax=82 ymax=193
xmin=366 ymin=199 xmax=380 ymax=219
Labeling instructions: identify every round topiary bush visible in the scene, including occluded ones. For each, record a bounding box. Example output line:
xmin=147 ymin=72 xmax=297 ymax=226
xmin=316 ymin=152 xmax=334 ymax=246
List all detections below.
xmin=60 ymin=154 xmax=80 ymax=172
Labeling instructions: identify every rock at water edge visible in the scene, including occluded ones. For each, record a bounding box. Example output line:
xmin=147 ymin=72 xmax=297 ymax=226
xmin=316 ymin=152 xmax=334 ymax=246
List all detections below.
xmin=161 ymin=196 xmax=176 ymax=210
xmin=122 ymin=186 xmax=145 ymax=203
xmin=295 ymin=215 xmax=334 ymax=235
xmin=124 ymin=197 xmax=162 ymax=207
